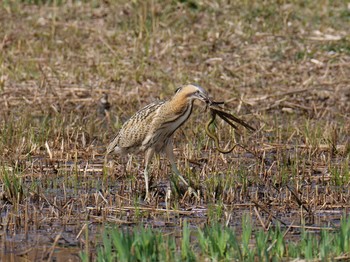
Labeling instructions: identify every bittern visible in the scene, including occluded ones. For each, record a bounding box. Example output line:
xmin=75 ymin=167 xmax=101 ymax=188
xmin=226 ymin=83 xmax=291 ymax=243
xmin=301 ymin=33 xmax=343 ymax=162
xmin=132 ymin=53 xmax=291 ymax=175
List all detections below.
xmin=106 ymin=84 xmax=209 ymax=201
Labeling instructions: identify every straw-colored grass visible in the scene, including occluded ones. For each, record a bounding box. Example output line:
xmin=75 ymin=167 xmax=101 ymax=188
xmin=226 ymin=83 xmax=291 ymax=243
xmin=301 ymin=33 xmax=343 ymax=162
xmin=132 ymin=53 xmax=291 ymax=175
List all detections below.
xmin=0 ymin=0 xmax=349 ymax=260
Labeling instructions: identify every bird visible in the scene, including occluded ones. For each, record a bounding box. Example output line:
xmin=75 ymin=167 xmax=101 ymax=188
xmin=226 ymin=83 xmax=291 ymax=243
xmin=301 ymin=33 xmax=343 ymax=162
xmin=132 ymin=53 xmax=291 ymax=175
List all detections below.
xmin=106 ymin=84 xmax=210 ymax=201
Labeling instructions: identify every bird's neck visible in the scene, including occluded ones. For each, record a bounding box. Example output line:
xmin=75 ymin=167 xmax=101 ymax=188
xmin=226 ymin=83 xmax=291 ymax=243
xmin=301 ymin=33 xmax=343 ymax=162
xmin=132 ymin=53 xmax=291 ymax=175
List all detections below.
xmin=170 ymin=93 xmax=193 ymax=114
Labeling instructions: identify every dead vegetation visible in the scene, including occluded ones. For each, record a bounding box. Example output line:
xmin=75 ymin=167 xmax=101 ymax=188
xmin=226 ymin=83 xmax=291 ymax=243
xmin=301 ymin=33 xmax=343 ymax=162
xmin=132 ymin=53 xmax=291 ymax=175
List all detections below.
xmin=0 ymin=0 xmax=349 ymax=260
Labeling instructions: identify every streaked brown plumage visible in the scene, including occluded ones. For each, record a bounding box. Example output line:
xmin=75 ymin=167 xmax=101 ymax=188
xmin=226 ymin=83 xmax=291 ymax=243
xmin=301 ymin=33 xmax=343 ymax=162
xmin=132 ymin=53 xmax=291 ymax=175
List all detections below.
xmin=106 ymin=84 xmax=209 ymax=201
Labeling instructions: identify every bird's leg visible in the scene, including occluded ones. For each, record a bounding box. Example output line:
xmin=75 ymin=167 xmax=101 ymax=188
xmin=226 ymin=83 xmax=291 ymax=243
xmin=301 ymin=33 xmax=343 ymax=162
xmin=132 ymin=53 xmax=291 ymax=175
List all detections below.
xmin=143 ymin=167 xmax=150 ymax=202
xmin=144 ymin=148 xmax=155 ymax=202
xmin=165 ymin=143 xmax=199 ymax=199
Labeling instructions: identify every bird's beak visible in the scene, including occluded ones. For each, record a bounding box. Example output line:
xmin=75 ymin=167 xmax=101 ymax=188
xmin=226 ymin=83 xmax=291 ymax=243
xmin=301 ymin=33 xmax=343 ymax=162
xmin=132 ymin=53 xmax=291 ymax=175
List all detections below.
xmin=197 ymin=92 xmax=210 ymax=104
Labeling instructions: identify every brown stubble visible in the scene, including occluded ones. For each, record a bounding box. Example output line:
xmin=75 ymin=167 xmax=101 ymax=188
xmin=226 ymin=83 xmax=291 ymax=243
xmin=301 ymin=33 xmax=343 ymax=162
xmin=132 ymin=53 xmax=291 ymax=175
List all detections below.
xmin=0 ymin=0 xmax=349 ymax=259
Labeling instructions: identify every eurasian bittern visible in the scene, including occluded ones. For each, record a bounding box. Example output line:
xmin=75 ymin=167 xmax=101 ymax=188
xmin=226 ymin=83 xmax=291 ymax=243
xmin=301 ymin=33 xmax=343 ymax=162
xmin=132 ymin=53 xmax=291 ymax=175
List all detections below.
xmin=106 ymin=84 xmax=209 ymax=201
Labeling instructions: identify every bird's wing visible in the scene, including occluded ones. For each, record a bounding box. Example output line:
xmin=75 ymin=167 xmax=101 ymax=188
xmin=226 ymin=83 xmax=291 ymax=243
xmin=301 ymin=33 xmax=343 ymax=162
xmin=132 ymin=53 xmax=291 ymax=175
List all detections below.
xmin=106 ymin=101 xmax=165 ymax=153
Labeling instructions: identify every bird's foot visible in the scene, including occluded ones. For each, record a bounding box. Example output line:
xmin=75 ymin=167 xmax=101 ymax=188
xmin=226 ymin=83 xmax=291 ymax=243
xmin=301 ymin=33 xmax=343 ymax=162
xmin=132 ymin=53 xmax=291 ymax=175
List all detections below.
xmin=182 ymin=186 xmax=200 ymax=201
xmin=144 ymin=192 xmax=151 ymax=203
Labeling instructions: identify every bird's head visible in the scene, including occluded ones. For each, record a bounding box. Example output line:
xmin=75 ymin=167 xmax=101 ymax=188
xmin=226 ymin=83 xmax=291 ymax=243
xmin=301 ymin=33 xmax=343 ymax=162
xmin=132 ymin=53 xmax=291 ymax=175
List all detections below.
xmin=174 ymin=84 xmax=210 ymax=104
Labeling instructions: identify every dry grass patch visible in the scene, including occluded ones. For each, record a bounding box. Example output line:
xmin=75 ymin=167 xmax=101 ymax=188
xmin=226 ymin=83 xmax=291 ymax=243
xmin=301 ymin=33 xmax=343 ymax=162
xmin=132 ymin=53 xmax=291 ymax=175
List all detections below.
xmin=0 ymin=0 xmax=349 ymax=260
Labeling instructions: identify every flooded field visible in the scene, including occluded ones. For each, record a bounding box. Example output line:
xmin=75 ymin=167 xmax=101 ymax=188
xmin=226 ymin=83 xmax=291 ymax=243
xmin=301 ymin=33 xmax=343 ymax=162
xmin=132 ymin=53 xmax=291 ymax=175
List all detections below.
xmin=1 ymin=144 xmax=349 ymax=260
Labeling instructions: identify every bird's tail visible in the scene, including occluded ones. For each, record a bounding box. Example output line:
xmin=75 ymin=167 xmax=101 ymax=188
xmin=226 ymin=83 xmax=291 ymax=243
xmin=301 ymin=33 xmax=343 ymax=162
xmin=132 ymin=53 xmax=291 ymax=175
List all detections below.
xmin=105 ymin=135 xmax=119 ymax=156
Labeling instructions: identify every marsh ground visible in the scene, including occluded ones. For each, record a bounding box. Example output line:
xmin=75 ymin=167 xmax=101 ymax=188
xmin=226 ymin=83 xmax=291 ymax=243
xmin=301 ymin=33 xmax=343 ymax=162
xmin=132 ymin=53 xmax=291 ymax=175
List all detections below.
xmin=0 ymin=0 xmax=349 ymax=260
